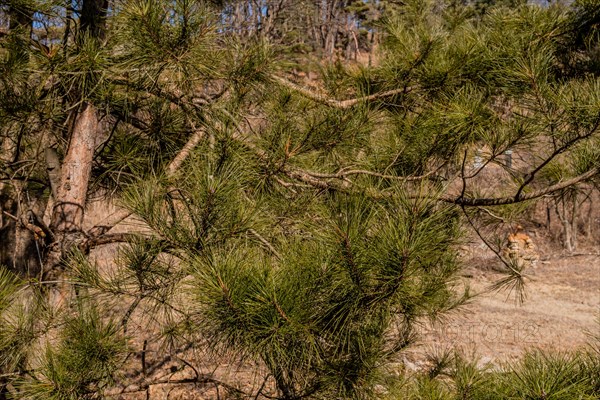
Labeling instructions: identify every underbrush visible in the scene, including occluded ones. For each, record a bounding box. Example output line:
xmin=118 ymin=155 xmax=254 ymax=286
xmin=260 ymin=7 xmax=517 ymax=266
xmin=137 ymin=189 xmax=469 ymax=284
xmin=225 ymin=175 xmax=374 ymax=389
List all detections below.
xmin=385 ymin=344 xmax=600 ymax=400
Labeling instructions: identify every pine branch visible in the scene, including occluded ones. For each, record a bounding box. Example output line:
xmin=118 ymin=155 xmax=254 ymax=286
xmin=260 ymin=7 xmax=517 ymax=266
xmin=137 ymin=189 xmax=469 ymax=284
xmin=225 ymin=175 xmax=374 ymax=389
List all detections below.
xmin=442 ymin=167 xmax=599 ymax=206
xmin=89 ymin=125 xmax=207 ymax=233
xmin=514 ymin=118 xmax=600 ymax=200
xmin=305 ymin=167 xmax=443 ymax=181
xmin=283 ymin=167 xmax=339 ymax=191
xmin=281 ymin=163 xmax=599 ymax=207
xmin=272 ymin=75 xmax=414 ymax=109
xmin=166 ymin=125 xmax=206 ymax=176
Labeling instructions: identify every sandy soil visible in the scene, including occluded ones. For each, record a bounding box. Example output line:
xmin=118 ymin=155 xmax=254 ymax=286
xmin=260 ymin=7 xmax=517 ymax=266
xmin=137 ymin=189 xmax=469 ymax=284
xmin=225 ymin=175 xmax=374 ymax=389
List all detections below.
xmin=406 ymin=243 xmax=600 ymax=368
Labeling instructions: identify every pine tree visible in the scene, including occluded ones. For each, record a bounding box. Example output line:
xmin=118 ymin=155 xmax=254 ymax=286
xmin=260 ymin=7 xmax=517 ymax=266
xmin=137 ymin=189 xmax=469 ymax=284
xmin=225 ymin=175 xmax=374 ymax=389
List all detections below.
xmin=0 ymin=0 xmax=599 ymax=399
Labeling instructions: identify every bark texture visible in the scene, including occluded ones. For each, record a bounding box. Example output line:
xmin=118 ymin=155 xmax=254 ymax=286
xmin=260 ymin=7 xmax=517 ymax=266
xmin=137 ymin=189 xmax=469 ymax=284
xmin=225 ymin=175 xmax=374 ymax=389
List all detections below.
xmin=46 ymin=103 xmax=98 ymax=275
xmin=0 ymin=190 xmax=41 ymax=275
xmin=43 ymin=0 xmax=107 ymax=277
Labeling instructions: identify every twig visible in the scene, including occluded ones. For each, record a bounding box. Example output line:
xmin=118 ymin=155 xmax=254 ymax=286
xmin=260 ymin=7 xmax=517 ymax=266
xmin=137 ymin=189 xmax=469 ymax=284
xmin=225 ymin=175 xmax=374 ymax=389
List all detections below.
xmin=248 ymin=229 xmax=281 ymax=259
xmin=273 ymin=299 xmax=291 ymax=323
xmin=441 ymin=167 xmax=599 ymax=206
xmin=2 ymin=211 xmax=18 ymax=221
xmin=117 ymin=376 xmax=245 ymax=396
xmin=142 ymin=339 xmax=148 ymax=377
xmin=122 ymin=296 xmax=142 ymax=333
xmin=477 ymin=207 xmax=506 ymax=223
xmin=461 ymin=207 xmax=521 ymax=278
xmin=305 ymin=167 xmax=440 ymax=182
xmin=514 ymin=118 xmax=600 ymax=200
xmin=129 ymin=343 xmax=195 ymax=383
xmin=86 ymin=232 xmax=139 ymax=248
xmin=254 ymin=374 xmax=272 ymax=400
xmin=272 ymin=75 xmax=414 ymax=109
xmin=459 ymin=149 xmax=469 ymax=201
xmin=174 ymin=356 xmax=200 ymax=381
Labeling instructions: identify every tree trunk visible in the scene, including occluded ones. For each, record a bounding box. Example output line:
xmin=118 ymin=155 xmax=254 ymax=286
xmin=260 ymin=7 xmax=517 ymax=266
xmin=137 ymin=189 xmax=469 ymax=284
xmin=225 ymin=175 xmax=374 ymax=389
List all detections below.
xmin=8 ymin=3 xmax=33 ymax=33
xmin=555 ymin=197 xmax=577 ymax=253
xmin=44 ymin=0 xmax=107 ymax=277
xmin=45 ymin=103 xmax=98 ymax=277
xmin=0 ymin=0 xmax=39 ymax=276
xmin=0 ymin=189 xmax=41 ymax=275
xmin=585 ymin=195 xmax=593 ymax=238
xmin=80 ymin=0 xmax=109 ymax=40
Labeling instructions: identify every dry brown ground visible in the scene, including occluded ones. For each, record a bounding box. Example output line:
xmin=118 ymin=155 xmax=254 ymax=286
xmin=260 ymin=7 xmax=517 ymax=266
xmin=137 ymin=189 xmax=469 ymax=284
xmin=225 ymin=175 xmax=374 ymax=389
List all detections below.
xmin=405 ymin=244 xmax=600 ymax=370
xmin=86 ymin=200 xmax=600 ymax=399
xmin=111 ymin=246 xmax=599 ymax=399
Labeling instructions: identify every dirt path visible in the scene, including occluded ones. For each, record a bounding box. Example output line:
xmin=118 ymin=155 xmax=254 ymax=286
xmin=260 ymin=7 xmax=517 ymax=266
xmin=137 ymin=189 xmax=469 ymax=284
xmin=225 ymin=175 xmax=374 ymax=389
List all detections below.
xmin=407 ymin=249 xmax=600 ymax=367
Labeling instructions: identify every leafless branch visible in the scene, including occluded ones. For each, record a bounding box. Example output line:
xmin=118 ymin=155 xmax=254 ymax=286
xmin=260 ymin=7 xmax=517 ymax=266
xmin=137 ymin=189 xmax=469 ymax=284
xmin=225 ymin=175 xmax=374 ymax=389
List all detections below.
xmin=166 ymin=126 xmax=206 ymax=176
xmin=281 ymin=161 xmax=599 ymax=208
xmin=442 ymin=167 xmax=599 ymax=206
xmin=272 ymin=75 xmax=414 ymax=109
xmin=305 ymin=167 xmax=442 ymax=182
xmin=116 ymin=376 xmax=245 ymax=397
xmin=86 ymin=232 xmax=139 ymax=248
xmin=514 ymin=119 xmax=600 ymax=199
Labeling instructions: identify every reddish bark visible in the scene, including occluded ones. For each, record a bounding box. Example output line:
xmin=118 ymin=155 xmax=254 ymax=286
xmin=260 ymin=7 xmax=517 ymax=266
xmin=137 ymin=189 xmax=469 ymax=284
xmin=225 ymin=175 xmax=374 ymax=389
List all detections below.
xmin=46 ymin=103 xmax=98 ymax=274
xmin=50 ymin=103 xmax=97 ymax=233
